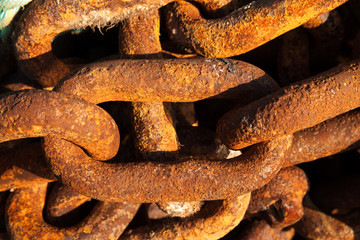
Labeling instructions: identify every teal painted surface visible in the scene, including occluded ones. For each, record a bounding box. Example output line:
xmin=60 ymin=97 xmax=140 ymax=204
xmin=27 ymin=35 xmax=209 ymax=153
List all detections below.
xmin=0 ymin=0 xmax=33 ymax=40
xmin=0 ymin=0 xmax=33 ymax=29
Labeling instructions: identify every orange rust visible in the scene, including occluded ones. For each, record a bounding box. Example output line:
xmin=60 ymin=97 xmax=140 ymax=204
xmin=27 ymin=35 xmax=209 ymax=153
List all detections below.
xmin=217 ymin=60 xmax=360 ymax=150
xmin=295 ymin=206 xmax=354 ymax=239
xmin=13 ymin=0 xmax=175 ymax=87
xmin=240 ymin=220 xmax=295 ymax=240
xmin=119 ymin=10 xmax=162 ymax=59
xmin=45 ymin=182 xmax=90 ymax=220
xmin=165 ymin=0 xmax=348 ymax=57
xmin=0 ymin=89 xmax=119 ymax=160
xmin=6 ymin=184 xmax=140 ymax=240
xmin=282 ymin=109 xmax=360 ymax=167
xmin=43 ymin=135 xmax=292 ymax=202
xmin=247 ymin=167 xmax=308 ymax=228
xmin=43 ymin=56 xmax=287 ymax=202
xmin=0 ymin=142 xmax=55 ymax=192
xmin=131 ymin=102 xmax=179 ymax=160
xmin=119 ymin=11 xmax=179 ymax=160
xmin=119 ymin=193 xmax=251 ymax=240
xmin=303 ymin=12 xmax=330 ymax=28
xmin=54 ymin=58 xmax=278 ymax=103
xmin=119 ymin=11 xmax=201 ymax=217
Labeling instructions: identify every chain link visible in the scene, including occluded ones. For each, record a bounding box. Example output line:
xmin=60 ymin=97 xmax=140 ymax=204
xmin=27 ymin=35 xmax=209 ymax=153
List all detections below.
xmin=0 ymin=0 xmax=359 ymax=239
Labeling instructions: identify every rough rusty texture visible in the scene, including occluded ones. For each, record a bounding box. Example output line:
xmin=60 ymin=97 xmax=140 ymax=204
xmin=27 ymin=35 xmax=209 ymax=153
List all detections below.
xmin=277 ymin=29 xmax=310 ymax=86
xmin=303 ymin=12 xmax=330 ymax=28
xmin=240 ymin=220 xmax=295 ymax=240
xmin=119 ymin=11 xmax=202 ymax=218
xmin=217 ymin=60 xmax=360 ymax=150
xmin=131 ymin=102 xmax=179 ymax=161
xmin=119 ymin=10 xmax=162 ymax=59
xmin=335 ymin=209 xmax=360 ymax=239
xmin=0 ymin=89 xmax=119 ymax=160
xmin=0 ymin=142 xmax=55 ymax=192
xmin=119 ymin=12 xmax=179 ymax=160
xmin=190 ymin=0 xmax=252 ymax=17
xmin=53 ymin=58 xmax=279 ymax=104
xmin=165 ymin=0 xmax=348 ymax=58
xmin=13 ymin=0 xmax=176 ymax=87
xmin=119 ymin=193 xmax=251 ymax=240
xmin=45 ymin=182 xmax=90 ymax=219
xmin=247 ymin=166 xmax=308 ymax=228
xmin=311 ymin=175 xmax=360 ymax=210
xmin=6 ymin=184 xmax=140 ymax=240
xmin=282 ymin=109 xmax=360 ymax=167
xmin=43 ymin=134 xmax=292 ymax=202
xmin=295 ymin=206 xmax=354 ymax=240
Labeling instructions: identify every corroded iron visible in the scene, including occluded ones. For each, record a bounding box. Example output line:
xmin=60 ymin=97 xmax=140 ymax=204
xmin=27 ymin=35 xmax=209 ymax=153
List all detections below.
xmin=45 ymin=182 xmax=90 ymax=223
xmin=54 ymin=58 xmax=279 ymax=103
xmin=0 ymin=89 xmax=119 ymax=160
xmin=1 ymin=0 xmax=360 ymax=238
xmin=282 ymin=108 xmax=360 ymax=167
xmin=43 ymin=134 xmax=292 ymax=202
xmin=119 ymin=193 xmax=251 ymax=240
xmin=217 ymin=60 xmax=360 ymax=150
xmin=295 ymin=206 xmax=354 ymax=239
xmin=119 ymin=10 xmax=202 ymax=218
xmin=13 ymin=0 xmax=175 ymax=87
xmin=6 ymin=184 xmax=140 ymax=239
xmin=0 ymin=142 xmax=55 ymax=192
xmin=240 ymin=220 xmax=295 ymax=240
xmin=165 ymin=0 xmax=348 ymax=57
xmin=247 ymin=167 xmax=308 ymax=228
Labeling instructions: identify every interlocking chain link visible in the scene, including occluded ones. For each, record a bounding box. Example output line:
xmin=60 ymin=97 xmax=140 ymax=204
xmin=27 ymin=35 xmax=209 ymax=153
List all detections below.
xmin=0 ymin=0 xmax=359 ymax=239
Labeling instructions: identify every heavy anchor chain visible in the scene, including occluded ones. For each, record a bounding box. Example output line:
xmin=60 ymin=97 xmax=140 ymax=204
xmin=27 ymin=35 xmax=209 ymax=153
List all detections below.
xmin=0 ymin=0 xmax=359 ymax=239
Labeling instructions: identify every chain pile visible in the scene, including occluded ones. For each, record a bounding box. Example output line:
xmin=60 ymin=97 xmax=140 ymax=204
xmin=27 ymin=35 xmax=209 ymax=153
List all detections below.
xmin=0 ymin=0 xmax=360 ymax=239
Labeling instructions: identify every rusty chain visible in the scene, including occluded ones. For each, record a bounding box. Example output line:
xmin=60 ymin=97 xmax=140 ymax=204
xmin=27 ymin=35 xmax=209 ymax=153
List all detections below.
xmin=0 ymin=0 xmax=360 ymax=239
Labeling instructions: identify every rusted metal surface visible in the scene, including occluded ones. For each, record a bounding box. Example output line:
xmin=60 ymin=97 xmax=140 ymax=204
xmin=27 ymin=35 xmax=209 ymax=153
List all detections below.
xmin=247 ymin=166 xmax=308 ymax=228
xmin=2 ymin=0 xmax=360 ymax=238
xmin=119 ymin=10 xmax=162 ymax=59
xmin=0 ymin=142 xmax=55 ymax=192
xmin=13 ymin=0 xmax=175 ymax=87
xmin=303 ymin=12 xmax=330 ymax=28
xmin=217 ymin=60 xmax=360 ymax=150
xmin=131 ymin=101 xmax=179 ymax=161
xmin=295 ymin=206 xmax=354 ymax=240
xmin=165 ymin=0 xmax=348 ymax=58
xmin=54 ymin=58 xmax=279 ymax=103
xmin=6 ymin=184 xmax=140 ymax=240
xmin=0 ymin=89 xmax=119 ymax=160
xmin=43 ymin=134 xmax=292 ymax=202
xmin=119 ymin=11 xmax=201 ymax=218
xmin=239 ymin=220 xmax=295 ymax=240
xmin=282 ymin=108 xmax=360 ymax=167
xmin=45 ymin=182 xmax=90 ymax=220
xmin=119 ymin=193 xmax=251 ymax=240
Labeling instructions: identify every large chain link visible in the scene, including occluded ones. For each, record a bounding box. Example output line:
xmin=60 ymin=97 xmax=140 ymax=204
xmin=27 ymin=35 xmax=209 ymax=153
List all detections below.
xmin=0 ymin=0 xmax=360 ymax=239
